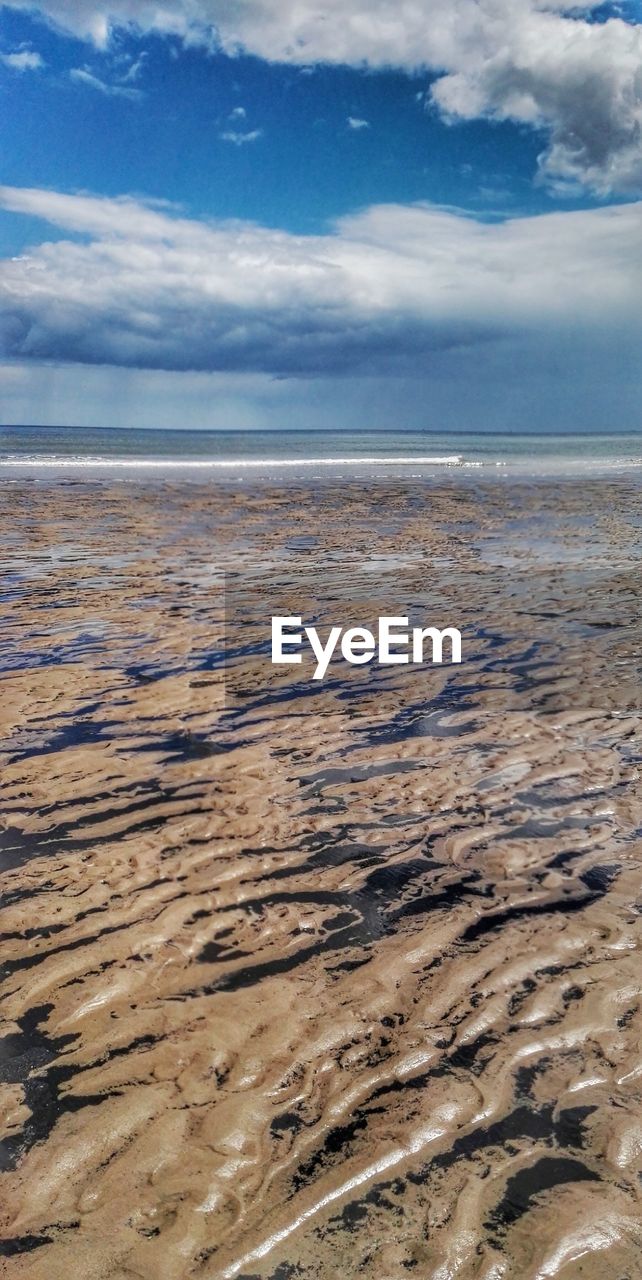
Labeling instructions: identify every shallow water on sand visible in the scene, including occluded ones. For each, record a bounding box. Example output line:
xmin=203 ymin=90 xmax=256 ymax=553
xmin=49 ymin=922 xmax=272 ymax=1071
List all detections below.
xmin=0 ymin=477 xmax=641 ymax=1279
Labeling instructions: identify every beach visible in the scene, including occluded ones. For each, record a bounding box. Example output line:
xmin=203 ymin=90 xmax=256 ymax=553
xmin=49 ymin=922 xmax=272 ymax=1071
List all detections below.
xmin=1 ymin=471 xmax=641 ymax=1280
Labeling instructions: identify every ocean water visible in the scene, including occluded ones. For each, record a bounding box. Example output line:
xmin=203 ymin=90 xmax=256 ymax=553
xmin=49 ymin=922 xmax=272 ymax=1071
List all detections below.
xmin=1 ymin=425 xmax=641 ymax=479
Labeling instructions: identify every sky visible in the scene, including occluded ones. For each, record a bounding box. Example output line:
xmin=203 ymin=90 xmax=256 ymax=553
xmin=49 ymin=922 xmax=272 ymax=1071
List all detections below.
xmin=0 ymin=0 xmax=641 ymax=431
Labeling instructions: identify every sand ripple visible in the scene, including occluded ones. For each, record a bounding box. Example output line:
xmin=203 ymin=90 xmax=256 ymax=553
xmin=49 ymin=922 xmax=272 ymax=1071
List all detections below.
xmin=0 ymin=477 xmax=641 ymax=1279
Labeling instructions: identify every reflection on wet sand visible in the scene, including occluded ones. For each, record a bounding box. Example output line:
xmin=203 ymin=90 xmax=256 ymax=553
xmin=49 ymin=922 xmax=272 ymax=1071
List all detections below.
xmin=0 ymin=476 xmax=641 ymax=1279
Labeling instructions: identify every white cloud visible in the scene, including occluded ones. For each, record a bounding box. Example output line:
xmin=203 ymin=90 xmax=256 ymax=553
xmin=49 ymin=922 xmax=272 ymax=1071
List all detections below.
xmin=0 ymin=184 xmax=640 ymax=379
xmin=118 ymin=51 xmax=147 ymax=82
xmin=69 ymin=66 xmax=142 ymax=98
xmin=3 ymin=1 xmax=642 ymax=194
xmin=0 ymin=48 xmax=44 ymax=70
xmin=219 ymin=105 xmax=260 ymax=143
xmin=219 ymin=127 xmax=263 ymax=145
xmin=347 ymin=117 xmax=370 ymax=130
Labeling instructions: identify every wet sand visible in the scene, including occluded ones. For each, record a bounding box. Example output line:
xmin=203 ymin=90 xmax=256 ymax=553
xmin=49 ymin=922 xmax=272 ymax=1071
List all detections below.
xmin=0 ymin=475 xmax=641 ymax=1279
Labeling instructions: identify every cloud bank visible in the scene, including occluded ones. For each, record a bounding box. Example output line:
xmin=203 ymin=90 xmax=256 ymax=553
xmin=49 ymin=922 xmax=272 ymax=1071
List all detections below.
xmin=3 ymin=0 xmax=642 ymax=194
xmin=0 ymin=184 xmax=640 ymax=377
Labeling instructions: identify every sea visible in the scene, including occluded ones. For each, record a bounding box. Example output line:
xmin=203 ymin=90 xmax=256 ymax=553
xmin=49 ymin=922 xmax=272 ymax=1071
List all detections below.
xmin=1 ymin=426 xmax=641 ymax=480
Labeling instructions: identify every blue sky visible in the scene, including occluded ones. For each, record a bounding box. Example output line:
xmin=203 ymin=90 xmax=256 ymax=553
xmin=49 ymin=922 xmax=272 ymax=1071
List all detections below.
xmin=0 ymin=6 xmax=602 ymax=243
xmin=0 ymin=0 xmax=641 ymax=430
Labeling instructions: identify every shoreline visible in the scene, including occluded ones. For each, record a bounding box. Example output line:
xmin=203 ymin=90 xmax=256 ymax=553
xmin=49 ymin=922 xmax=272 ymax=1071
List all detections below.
xmin=2 ymin=427 xmax=642 ymax=484
xmin=2 ymin=461 xmax=642 ymax=489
